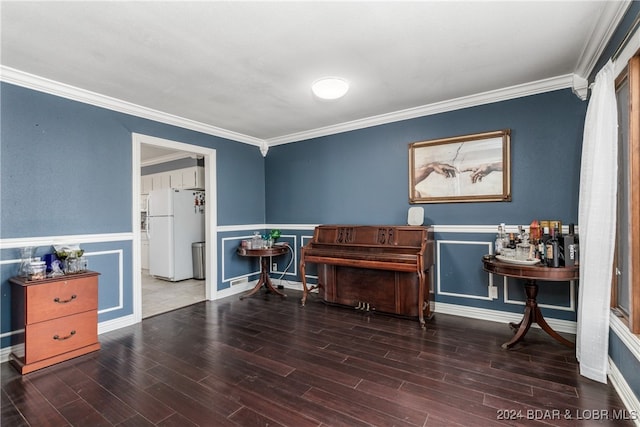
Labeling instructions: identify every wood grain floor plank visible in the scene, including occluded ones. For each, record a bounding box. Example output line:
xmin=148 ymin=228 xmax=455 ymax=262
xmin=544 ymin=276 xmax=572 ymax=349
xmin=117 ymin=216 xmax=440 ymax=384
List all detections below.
xmin=143 ymin=381 xmax=239 ymax=426
xmin=56 ymin=397 xmax=111 ymax=427
xmin=227 ymin=385 xmax=320 ymax=427
xmin=290 ymin=369 xmax=426 ymax=426
xmin=303 ymin=386 xmax=423 ymax=427
xmin=145 ymin=364 xmax=243 ymax=417
xmin=1 ymin=387 xmax=28 ymax=427
xmin=55 ymin=366 xmax=138 ymax=425
xmin=357 ymin=377 xmax=512 ymax=427
xmin=73 ymin=360 xmax=176 ymax=424
xmin=116 ymin=414 xmax=157 ymax=427
xmin=2 ymin=290 xmax=633 ymax=427
xmin=155 ymin=412 xmax=199 ymax=427
xmin=201 ymin=371 xmax=365 ymax=427
xmin=26 ymin=366 xmax=80 ymax=408
xmin=3 ymin=373 xmax=71 ymax=426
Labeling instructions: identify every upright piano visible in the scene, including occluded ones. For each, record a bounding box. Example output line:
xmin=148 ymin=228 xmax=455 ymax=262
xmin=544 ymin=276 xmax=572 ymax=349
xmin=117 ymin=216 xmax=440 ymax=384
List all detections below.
xmin=299 ymin=225 xmax=435 ymax=327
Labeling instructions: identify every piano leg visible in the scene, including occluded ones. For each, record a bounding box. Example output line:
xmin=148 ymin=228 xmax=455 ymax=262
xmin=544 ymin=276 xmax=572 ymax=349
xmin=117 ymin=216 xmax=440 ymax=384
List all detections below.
xmin=240 ymin=256 xmax=286 ymax=300
xmin=300 ymin=259 xmax=308 ymax=306
xmin=417 ymin=270 xmax=426 ymax=329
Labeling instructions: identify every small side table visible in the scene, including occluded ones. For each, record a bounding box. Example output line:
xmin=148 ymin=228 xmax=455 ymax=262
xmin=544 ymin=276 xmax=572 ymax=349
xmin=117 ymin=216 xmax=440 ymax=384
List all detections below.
xmin=237 ymin=244 xmax=289 ymax=300
xmin=482 ymin=257 xmax=579 ymax=349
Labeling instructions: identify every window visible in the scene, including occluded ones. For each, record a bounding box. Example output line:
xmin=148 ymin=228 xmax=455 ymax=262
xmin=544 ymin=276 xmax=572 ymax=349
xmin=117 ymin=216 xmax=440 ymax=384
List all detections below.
xmin=612 ymin=54 xmax=640 ymax=334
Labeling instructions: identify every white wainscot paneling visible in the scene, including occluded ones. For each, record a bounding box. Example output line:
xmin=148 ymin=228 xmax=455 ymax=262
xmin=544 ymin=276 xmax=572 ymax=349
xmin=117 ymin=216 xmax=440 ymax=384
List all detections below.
xmin=502 ymin=277 xmax=576 ymax=312
xmin=91 ymin=249 xmax=125 ymax=315
xmin=437 ymin=240 xmax=494 ymax=300
xmin=0 ymin=248 xmax=124 ymax=316
xmin=299 ymin=234 xmax=316 ymax=283
xmin=221 ymin=234 xmax=298 ymax=286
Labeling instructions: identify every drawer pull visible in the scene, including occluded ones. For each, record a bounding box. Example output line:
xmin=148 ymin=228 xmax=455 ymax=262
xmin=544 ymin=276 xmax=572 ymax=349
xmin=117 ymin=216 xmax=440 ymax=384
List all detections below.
xmin=53 ymin=330 xmax=76 ymax=341
xmin=53 ymin=294 xmax=77 ymax=304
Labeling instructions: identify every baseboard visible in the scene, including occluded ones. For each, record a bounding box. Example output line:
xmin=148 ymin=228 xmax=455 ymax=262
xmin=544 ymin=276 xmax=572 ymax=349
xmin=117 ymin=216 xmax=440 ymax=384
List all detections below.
xmin=98 ymin=313 xmax=138 ymax=335
xmin=215 ymin=279 xmax=259 ymax=299
xmin=434 ymin=301 xmax=577 ymax=334
xmin=609 ymin=358 xmax=640 ymax=426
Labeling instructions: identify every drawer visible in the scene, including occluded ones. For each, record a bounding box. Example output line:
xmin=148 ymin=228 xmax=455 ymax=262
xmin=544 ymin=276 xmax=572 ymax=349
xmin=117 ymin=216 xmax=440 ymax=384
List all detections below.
xmin=25 ymin=310 xmax=98 ymax=364
xmin=26 ymin=276 xmax=98 ymax=324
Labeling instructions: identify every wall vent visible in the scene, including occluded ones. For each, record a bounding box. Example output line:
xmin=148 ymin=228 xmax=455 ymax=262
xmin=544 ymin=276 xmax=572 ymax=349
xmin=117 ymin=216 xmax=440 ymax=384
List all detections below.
xmin=231 ymin=277 xmax=248 ymax=286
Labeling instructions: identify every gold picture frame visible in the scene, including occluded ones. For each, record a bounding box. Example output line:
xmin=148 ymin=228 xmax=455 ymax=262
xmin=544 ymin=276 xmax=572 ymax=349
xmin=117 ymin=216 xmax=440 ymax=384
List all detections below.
xmin=409 ymin=129 xmax=511 ymax=203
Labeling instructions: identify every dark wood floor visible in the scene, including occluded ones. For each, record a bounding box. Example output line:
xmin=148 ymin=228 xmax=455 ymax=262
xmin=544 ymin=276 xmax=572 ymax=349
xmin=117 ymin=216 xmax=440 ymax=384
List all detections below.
xmin=2 ymin=289 xmax=634 ymax=426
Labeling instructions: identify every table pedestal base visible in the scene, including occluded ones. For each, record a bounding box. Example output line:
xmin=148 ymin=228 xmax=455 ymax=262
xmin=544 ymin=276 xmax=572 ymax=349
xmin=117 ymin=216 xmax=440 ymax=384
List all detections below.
xmin=502 ymin=279 xmax=574 ymax=349
xmin=239 ymin=256 xmax=286 ymax=300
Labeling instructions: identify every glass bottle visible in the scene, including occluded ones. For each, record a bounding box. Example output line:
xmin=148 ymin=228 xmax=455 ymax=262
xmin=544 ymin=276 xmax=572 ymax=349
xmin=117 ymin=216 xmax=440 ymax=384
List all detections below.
xmin=546 ymin=227 xmax=560 ymax=268
xmin=529 ymin=219 xmax=541 ymax=243
xmin=501 ymin=231 xmax=517 ymax=258
xmin=19 ymin=247 xmax=36 ymax=277
xmin=251 ymin=231 xmax=262 ymax=249
xmin=539 ymin=227 xmax=550 ymax=266
xmin=570 ymin=223 xmax=579 ymax=266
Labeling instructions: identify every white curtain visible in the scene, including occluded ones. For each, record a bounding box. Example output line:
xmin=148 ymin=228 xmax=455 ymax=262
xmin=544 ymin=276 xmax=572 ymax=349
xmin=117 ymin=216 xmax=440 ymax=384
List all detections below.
xmin=576 ymin=59 xmax=618 ymax=383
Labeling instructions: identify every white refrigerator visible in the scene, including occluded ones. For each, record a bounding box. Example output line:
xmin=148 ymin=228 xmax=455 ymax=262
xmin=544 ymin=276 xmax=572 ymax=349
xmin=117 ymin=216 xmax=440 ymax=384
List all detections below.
xmin=147 ymin=188 xmax=205 ymax=281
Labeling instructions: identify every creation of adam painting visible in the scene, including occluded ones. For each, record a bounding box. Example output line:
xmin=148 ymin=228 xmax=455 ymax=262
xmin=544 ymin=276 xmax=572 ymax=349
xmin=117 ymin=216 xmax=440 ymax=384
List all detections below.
xmin=409 ymin=129 xmax=511 ymax=203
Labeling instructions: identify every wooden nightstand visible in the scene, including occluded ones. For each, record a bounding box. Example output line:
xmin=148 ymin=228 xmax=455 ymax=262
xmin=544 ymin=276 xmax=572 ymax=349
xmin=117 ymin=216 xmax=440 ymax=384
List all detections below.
xmin=9 ymin=271 xmax=101 ymax=374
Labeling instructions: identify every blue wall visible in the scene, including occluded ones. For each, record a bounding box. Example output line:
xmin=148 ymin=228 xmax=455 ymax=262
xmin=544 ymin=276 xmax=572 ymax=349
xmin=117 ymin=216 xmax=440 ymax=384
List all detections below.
xmin=264 ymin=89 xmax=586 ymax=325
xmin=266 ymin=90 xmax=585 ymax=225
xmin=0 ymin=82 xmax=266 ymax=342
xmin=0 ymin=82 xmax=266 ymax=235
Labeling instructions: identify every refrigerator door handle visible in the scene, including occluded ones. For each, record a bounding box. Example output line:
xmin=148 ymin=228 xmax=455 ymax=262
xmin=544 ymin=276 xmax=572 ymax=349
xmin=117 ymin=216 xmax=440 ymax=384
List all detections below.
xmin=146 ymin=194 xmax=151 ymax=240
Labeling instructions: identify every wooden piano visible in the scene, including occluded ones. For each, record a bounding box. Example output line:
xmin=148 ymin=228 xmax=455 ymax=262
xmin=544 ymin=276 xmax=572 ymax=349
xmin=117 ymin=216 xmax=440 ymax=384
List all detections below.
xmin=299 ymin=225 xmax=435 ymax=328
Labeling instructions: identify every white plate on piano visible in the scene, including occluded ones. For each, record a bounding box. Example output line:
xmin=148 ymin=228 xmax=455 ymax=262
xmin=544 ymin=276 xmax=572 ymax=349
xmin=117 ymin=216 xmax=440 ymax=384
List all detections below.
xmin=495 ymin=255 xmax=540 ymax=266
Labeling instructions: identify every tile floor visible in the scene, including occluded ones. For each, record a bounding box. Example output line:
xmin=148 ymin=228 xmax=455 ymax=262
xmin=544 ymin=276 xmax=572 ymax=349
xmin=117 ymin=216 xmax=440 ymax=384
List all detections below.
xmin=141 ymin=270 xmax=205 ymax=318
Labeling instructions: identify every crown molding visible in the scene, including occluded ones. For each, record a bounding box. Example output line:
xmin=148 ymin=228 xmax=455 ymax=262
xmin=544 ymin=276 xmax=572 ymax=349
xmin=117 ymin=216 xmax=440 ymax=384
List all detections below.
xmin=574 ymin=0 xmax=632 ymax=80
xmin=266 ymin=74 xmax=576 ymax=146
xmin=140 ymin=152 xmax=199 ymax=167
xmin=0 ymin=66 xmax=585 ymax=150
xmin=0 ymin=66 xmax=264 ymax=148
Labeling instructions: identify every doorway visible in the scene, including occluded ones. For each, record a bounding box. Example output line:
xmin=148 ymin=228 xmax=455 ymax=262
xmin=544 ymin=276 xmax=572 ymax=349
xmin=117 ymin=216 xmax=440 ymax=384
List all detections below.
xmin=132 ymin=133 xmax=217 ymax=323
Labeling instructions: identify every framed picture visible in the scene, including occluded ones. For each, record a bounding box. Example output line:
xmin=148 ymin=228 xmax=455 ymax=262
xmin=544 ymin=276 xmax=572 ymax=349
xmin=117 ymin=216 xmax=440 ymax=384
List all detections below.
xmin=409 ymin=129 xmax=511 ymax=203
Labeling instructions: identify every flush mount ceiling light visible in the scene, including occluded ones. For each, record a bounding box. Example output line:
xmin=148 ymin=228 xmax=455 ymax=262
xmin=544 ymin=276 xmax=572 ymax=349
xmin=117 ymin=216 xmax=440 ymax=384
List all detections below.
xmin=311 ymin=77 xmax=349 ymax=100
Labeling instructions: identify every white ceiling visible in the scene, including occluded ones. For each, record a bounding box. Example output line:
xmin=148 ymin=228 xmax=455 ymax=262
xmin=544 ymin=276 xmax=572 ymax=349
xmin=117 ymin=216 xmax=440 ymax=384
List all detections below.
xmin=0 ymin=1 xmax=631 ymax=157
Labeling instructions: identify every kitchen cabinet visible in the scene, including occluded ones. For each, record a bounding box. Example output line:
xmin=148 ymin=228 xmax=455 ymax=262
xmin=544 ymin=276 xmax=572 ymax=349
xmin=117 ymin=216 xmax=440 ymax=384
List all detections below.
xmin=151 ymin=173 xmax=170 ymax=191
xmin=169 ymin=170 xmax=183 ymax=189
xmin=141 ymin=166 xmax=204 ymax=193
xmin=181 ymin=166 xmax=204 ymax=190
xmin=141 ymin=175 xmax=153 ymax=194
xmin=9 ymin=271 xmax=101 ymax=374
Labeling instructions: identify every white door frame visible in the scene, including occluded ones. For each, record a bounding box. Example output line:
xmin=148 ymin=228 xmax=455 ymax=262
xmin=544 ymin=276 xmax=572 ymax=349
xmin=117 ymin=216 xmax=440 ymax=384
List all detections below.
xmin=131 ymin=133 xmax=217 ymax=323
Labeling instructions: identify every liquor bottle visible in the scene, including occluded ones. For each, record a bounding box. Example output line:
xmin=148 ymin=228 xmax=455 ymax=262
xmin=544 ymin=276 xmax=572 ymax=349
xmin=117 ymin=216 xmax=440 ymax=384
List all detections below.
xmin=499 ymin=230 xmax=517 ymax=259
xmin=508 ymin=233 xmax=517 ymax=250
xmin=556 ymin=225 xmax=565 ymax=266
xmin=539 ymin=227 xmax=551 ymax=266
xmin=546 ymin=226 xmax=560 ymax=268
xmin=564 ymin=223 xmax=577 ymax=267
xmin=529 ymin=219 xmax=541 ymax=242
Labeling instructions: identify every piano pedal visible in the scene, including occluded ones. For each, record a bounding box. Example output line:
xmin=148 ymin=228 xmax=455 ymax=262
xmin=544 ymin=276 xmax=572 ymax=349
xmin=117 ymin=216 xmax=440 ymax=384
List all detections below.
xmin=354 ymin=302 xmax=373 ymax=312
